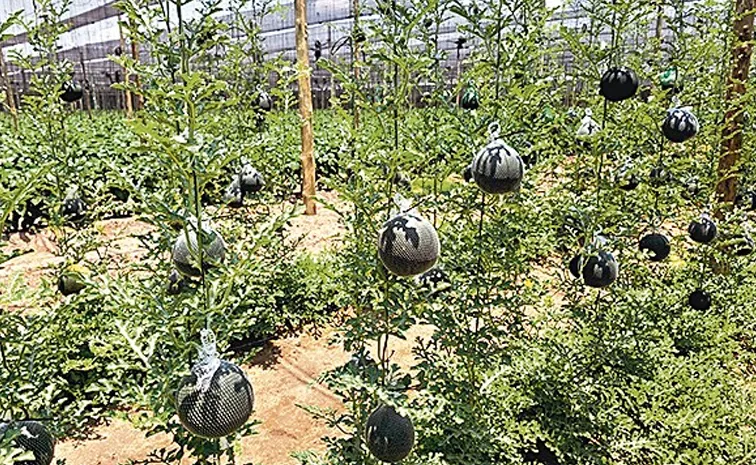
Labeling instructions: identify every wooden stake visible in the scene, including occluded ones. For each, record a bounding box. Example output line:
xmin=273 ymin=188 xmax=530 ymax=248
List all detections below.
xmin=716 ymin=0 xmax=755 ymax=211
xmin=0 ymin=46 xmax=19 ymax=132
xmin=119 ymin=18 xmax=133 ymax=118
xmin=295 ymin=0 xmax=317 ymax=215
xmin=130 ymin=35 xmax=143 ymax=111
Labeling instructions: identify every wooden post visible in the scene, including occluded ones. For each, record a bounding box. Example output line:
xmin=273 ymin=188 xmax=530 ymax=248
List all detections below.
xmin=130 ymin=34 xmax=143 ymax=110
xmin=295 ymin=0 xmax=317 ymax=215
xmin=119 ymin=18 xmax=133 ymax=118
xmin=0 ymin=46 xmax=19 ymax=132
xmin=716 ymin=0 xmax=755 ymax=210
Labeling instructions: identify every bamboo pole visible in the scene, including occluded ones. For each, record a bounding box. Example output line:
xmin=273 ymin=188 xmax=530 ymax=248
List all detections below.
xmin=295 ymin=0 xmax=317 ymax=215
xmin=118 ymin=18 xmax=133 ymax=118
xmin=716 ymin=0 xmax=755 ymax=210
xmin=0 ymin=46 xmax=19 ymax=132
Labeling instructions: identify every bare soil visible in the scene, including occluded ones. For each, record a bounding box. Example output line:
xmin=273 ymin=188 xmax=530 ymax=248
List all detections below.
xmin=0 ymin=192 xmax=417 ymax=465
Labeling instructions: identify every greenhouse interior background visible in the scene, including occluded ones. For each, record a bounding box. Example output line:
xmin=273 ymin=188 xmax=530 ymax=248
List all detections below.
xmin=1 ymin=0 xmax=671 ymax=110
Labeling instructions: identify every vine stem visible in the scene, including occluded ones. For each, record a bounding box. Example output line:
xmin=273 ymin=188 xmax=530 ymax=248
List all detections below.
xmin=597 ymin=98 xmax=609 ymax=211
xmin=469 ymin=191 xmax=486 ymax=395
xmin=175 ymin=0 xmax=211 ymax=328
xmin=493 ymin=0 xmax=504 ymax=117
xmin=654 ymin=137 xmax=664 ymax=226
xmin=377 ymin=0 xmax=400 ymax=390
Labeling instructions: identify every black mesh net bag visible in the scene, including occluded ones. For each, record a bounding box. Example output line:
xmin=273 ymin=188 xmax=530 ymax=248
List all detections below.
xmin=0 ymin=421 xmax=55 ymax=465
xmin=471 ymin=123 xmax=524 ymax=194
xmin=223 ymin=178 xmax=243 ymax=208
xmin=172 ymin=219 xmax=226 ymax=278
xmin=378 ymin=197 xmax=440 ymax=277
xmin=576 ymin=108 xmax=600 ymax=139
xmin=662 ymin=105 xmax=699 ymax=143
xmin=176 ymin=330 xmax=255 ymax=438
xmin=239 ymin=163 xmax=265 ymax=195
xmin=416 ymin=267 xmax=451 ymax=296
xmin=365 ymin=405 xmax=415 ymax=463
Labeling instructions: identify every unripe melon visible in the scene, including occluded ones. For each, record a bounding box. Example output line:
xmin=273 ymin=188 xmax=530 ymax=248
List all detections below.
xmin=471 ymin=139 xmax=524 ymax=194
xmin=688 ymin=216 xmax=717 ymax=244
xmin=0 ymin=421 xmax=55 ymax=465
xmin=688 ymin=290 xmax=711 ymax=310
xmin=57 ymin=264 xmax=90 ymax=296
xmin=639 ymin=233 xmax=671 ymax=262
xmin=176 ymin=360 xmax=254 ymax=438
xmin=378 ymin=212 xmax=440 ymax=277
xmin=582 ymin=251 xmax=618 ymax=288
xmin=172 ymin=222 xmax=226 ymax=278
xmin=239 ymin=164 xmax=264 ymax=195
xmin=365 ymin=405 xmax=415 ymax=463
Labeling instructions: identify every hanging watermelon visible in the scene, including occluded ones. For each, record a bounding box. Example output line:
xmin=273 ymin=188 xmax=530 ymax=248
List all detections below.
xmin=576 ymin=108 xmax=599 ymax=141
xmin=239 ymin=163 xmax=264 ymax=195
xmin=417 ymin=267 xmax=451 ymax=295
xmin=729 ymin=232 xmax=755 ymax=257
xmin=172 ymin=220 xmax=226 ymax=277
xmin=223 ymin=178 xmax=243 ymax=208
xmin=659 ymin=67 xmax=682 ymax=94
xmin=639 ymin=233 xmax=671 ymax=261
xmin=615 ymin=160 xmax=639 ymax=191
xmin=460 ymin=84 xmax=480 ymax=110
xmin=681 ymin=177 xmax=701 ymax=200
xmin=176 ymin=330 xmax=254 ymax=438
xmin=365 ymin=405 xmax=415 ymax=463
xmin=58 ymin=264 xmax=90 ymax=296
xmin=736 ymin=190 xmax=756 ymax=211
xmin=0 ymin=421 xmax=55 ymax=465
xmin=166 ymin=269 xmax=184 ymax=295
xmin=688 ymin=290 xmax=711 ymax=310
xmin=392 ymin=171 xmax=412 ymax=190
xmin=688 ymin=214 xmax=717 ymax=244
xmin=470 ymin=123 xmax=524 ymax=194
xmin=378 ymin=208 xmax=440 ymax=277
xmin=257 ymin=89 xmax=272 ymax=111
xmin=599 ymin=66 xmax=639 ymax=102
xmin=662 ymin=107 xmax=699 ymax=143
xmin=649 ymin=166 xmax=672 ymax=186
xmin=60 ymin=82 xmax=83 ymax=103
xmin=582 ymin=250 xmax=618 ymax=288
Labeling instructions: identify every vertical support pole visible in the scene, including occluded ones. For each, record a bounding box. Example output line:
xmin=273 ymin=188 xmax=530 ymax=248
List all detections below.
xmin=352 ymin=0 xmax=361 ymax=128
xmin=119 ymin=18 xmax=133 ymax=118
xmin=716 ymin=0 xmax=755 ymax=210
xmin=328 ymin=23 xmax=334 ymax=107
xmin=79 ymin=51 xmax=93 ymax=119
xmin=130 ymin=33 xmax=143 ymax=110
xmin=0 ymin=46 xmax=19 ymax=132
xmin=295 ymin=0 xmax=317 ymax=215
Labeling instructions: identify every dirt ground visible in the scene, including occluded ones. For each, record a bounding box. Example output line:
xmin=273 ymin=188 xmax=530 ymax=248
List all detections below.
xmin=55 ymin=330 xmax=351 ymax=465
xmin=0 ymin=192 xmax=435 ymax=465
